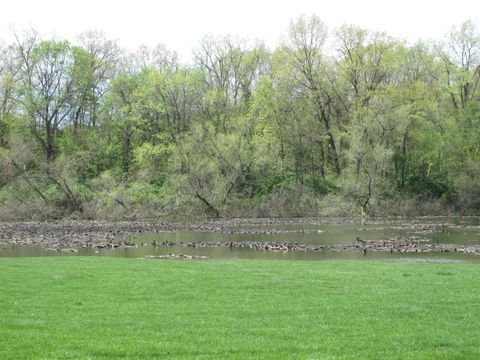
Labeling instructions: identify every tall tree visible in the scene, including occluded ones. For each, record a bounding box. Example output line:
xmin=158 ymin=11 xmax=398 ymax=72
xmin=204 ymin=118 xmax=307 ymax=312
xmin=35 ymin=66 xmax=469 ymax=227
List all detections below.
xmin=17 ymin=37 xmax=75 ymax=161
xmin=442 ymin=20 xmax=480 ymax=109
xmin=194 ymin=35 xmax=268 ymax=132
xmin=0 ymin=42 xmax=21 ymax=147
xmin=73 ymin=30 xmax=120 ymax=129
xmin=285 ymin=15 xmax=342 ymax=175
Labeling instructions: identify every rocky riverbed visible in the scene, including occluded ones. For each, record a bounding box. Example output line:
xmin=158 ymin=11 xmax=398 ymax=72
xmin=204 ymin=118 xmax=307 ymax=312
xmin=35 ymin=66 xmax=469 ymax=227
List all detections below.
xmin=1 ymin=219 xmax=480 ymax=255
xmin=158 ymin=238 xmax=480 ymax=255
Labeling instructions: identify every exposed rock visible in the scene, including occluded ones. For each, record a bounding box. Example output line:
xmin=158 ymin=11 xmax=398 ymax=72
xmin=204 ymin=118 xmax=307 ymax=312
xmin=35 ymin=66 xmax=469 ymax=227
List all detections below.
xmin=1 ymin=219 xmax=480 ymax=256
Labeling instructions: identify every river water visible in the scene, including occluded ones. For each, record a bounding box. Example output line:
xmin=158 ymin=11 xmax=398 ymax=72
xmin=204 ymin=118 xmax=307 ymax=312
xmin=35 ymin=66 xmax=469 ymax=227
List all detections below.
xmin=2 ymin=219 xmax=480 ymax=262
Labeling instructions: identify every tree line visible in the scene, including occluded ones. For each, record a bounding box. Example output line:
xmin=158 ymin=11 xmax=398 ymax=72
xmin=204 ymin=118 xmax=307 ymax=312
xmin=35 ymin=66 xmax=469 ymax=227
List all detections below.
xmin=1 ymin=16 xmax=480 ymax=219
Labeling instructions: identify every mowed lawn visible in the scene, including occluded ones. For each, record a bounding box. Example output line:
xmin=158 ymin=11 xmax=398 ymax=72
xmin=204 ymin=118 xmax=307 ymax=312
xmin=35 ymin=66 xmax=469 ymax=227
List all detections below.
xmin=0 ymin=257 xmax=479 ymax=359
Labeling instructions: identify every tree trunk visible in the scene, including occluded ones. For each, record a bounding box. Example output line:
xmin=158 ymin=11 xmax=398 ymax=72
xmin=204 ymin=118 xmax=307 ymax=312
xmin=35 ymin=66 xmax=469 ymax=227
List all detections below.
xmin=319 ymin=139 xmax=325 ymax=179
xmin=195 ymin=192 xmax=220 ymax=218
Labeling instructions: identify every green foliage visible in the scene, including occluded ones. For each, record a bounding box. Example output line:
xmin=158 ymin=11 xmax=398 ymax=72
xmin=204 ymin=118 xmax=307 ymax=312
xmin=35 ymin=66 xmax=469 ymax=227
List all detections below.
xmin=406 ymin=175 xmax=456 ymax=202
xmin=312 ymin=178 xmax=338 ymax=195
xmin=133 ymin=142 xmax=170 ymax=170
xmin=2 ymin=19 xmax=480 ymax=218
xmin=127 ymin=181 xmax=162 ymax=204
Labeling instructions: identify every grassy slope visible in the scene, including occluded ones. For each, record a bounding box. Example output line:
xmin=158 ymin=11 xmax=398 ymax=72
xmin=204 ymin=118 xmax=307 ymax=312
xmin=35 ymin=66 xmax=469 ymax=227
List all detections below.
xmin=0 ymin=257 xmax=479 ymax=359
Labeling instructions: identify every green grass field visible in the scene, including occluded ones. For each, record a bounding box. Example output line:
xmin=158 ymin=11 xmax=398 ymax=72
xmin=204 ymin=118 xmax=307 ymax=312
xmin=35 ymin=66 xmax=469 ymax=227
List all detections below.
xmin=0 ymin=257 xmax=479 ymax=359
